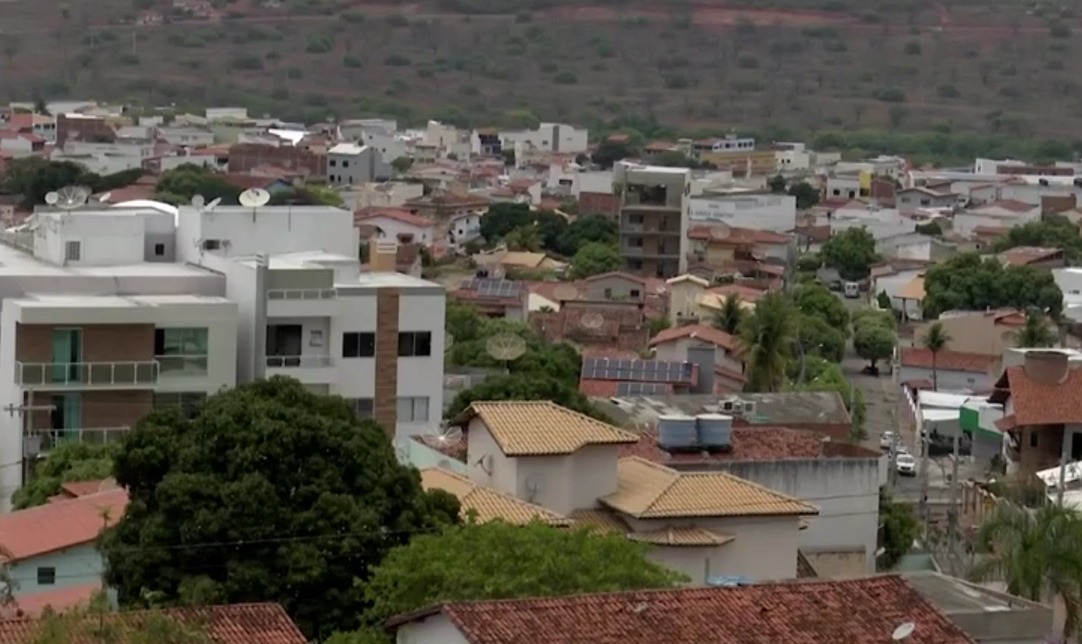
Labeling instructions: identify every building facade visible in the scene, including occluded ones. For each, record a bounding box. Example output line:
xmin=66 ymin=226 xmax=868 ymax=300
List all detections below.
xmin=614 ymin=163 xmax=690 ymax=279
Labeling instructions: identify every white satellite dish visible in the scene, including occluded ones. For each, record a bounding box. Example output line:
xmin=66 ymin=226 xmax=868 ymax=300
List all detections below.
xmin=485 ymin=334 xmax=527 ymax=361
xmin=191 ymin=194 xmax=206 ymax=208
xmin=891 ymin=622 xmax=916 ymax=641
xmin=553 ymin=284 xmax=580 ymax=302
xmin=579 ymin=312 xmax=606 ymax=330
xmin=422 ymin=425 xmax=463 ymax=449
xmin=44 ymin=191 xmax=60 ymax=206
xmin=54 ymin=186 xmax=90 ymax=210
xmin=204 ymin=197 xmax=222 ymax=211
xmin=98 ymin=191 xmax=112 ymax=203
xmin=239 ymin=188 xmax=271 ymax=208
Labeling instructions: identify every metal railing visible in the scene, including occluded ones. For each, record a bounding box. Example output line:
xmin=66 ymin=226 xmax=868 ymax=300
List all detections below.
xmin=156 ymin=355 xmax=209 ymax=376
xmin=38 ymin=427 xmax=131 ymax=451
xmin=17 ymin=361 xmax=159 ymax=387
xmin=267 ymin=288 xmax=337 ymax=301
xmin=266 ymin=355 xmax=333 ymax=368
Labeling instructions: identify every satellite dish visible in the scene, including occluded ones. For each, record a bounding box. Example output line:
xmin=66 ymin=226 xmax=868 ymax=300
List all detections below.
xmin=709 ymin=225 xmax=731 ymax=239
xmin=98 ymin=191 xmax=112 ymax=203
xmin=191 ymin=194 xmax=206 ymax=208
xmin=44 ymin=192 xmax=59 ymax=205
xmin=892 ymin=622 xmax=916 ymax=641
xmin=204 ymin=197 xmax=222 ymax=212
xmin=238 ymin=188 xmax=271 ymax=207
xmin=54 ymin=186 xmax=90 ymax=210
xmin=422 ymin=425 xmax=464 ymax=449
xmin=553 ymin=284 xmax=580 ymax=302
xmin=485 ymin=334 xmax=527 ymax=361
xmin=579 ymin=312 xmax=606 ymax=329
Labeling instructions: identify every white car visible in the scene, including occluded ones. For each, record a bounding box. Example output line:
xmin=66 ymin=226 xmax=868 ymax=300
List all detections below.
xmin=895 ymin=452 xmax=917 ymax=476
xmin=879 ymin=431 xmax=896 ymax=451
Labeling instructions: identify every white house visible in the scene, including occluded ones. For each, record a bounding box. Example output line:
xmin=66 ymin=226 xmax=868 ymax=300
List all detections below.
xmin=473 ymin=123 xmax=588 ymax=156
xmin=952 ymin=200 xmax=1041 ymax=238
xmin=688 ymin=193 xmax=796 ymax=232
xmin=354 ymin=207 xmax=435 ymax=245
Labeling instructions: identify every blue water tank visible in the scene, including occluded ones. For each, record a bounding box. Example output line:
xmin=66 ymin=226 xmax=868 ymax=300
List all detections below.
xmin=696 ymin=413 xmax=733 ymax=451
xmin=656 ymin=414 xmax=698 ymax=452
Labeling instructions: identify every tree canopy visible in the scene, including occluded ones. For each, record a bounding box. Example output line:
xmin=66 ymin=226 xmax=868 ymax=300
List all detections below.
xmin=101 ymin=377 xmax=460 ymax=639
xmin=569 ymin=241 xmax=621 ymax=278
xmin=992 ymin=215 xmax=1082 ymax=262
xmin=12 ymin=442 xmax=118 ymax=510
xmin=267 ymin=184 xmax=343 ymax=207
xmin=795 ymin=283 xmax=851 ymax=336
xmin=152 ymin=164 xmax=243 ymax=206
xmin=480 ymin=204 xmax=616 ymax=257
xmin=878 ymin=490 xmax=919 ymax=570
xmin=739 ymin=292 xmax=799 ymax=393
xmin=1 ymin=158 xmax=145 ymax=209
xmin=921 ymin=252 xmax=1064 ymax=319
xmin=821 ymin=227 xmax=878 ymax=281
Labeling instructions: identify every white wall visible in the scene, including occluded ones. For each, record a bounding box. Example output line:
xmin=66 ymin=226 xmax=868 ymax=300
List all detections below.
xmin=953 ymin=211 xmax=1038 ymax=238
xmin=364 ymin=216 xmax=433 ymax=244
xmin=0 ymin=304 xmax=21 ymax=508
xmin=34 ymin=213 xmax=146 ymax=267
xmin=176 ymin=206 xmax=358 ymax=262
xmin=395 ymin=614 xmax=470 ymax=644
xmin=689 ymin=195 xmax=797 ymax=232
xmin=467 ymin=420 xmax=518 ymax=493
xmin=824 ymin=208 xmax=913 ymax=241
xmin=396 ymin=291 xmax=445 ymax=438
xmin=511 ymin=445 xmax=619 ymax=515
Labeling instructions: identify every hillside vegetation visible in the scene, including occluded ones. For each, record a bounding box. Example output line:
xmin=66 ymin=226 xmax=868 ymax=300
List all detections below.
xmin=0 ymin=0 xmax=1080 ymax=139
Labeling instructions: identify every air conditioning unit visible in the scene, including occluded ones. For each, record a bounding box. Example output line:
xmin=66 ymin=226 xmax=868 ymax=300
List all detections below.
xmin=742 ymin=401 xmax=756 ymax=415
xmin=721 ymin=399 xmax=743 ymax=413
xmin=721 ymin=400 xmax=735 ymax=413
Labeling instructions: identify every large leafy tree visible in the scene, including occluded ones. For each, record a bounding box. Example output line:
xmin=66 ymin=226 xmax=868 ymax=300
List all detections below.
xmin=739 ymin=292 xmax=799 ymax=392
xmin=922 ymin=252 xmax=1064 ymax=319
xmin=992 ymin=215 xmax=1082 ymax=262
xmin=821 ymin=227 xmax=878 ymax=281
xmin=854 ymin=321 xmax=895 ymax=369
xmin=101 ymin=377 xmax=460 ymax=639
xmin=877 ymin=490 xmax=919 ymax=570
xmin=797 ymin=313 xmax=846 ymax=363
xmin=479 ymin=203 xmax=534 ymax=244
xmin=795 ymin=283 xmax=851 ymax=336
xmin=12 ymin=442 xmax=118 ymax=509
xmin=556 ymin=215 xmax=617 ymax=256
xmin=1 ymin=157 xmax=144 ymax=209
xmin=792 ymin=357 xmax=865 ymax=439
xmin=569 ymin=241 xmax=621 ymax=278
xmin=152 ymin=164 xmax=243 ymax=206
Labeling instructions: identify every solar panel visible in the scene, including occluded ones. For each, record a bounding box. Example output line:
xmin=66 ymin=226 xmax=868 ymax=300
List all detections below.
xmin=581 ymin=358 xmax=695 ymax=383
xmin=466 ymin=278 xmax=522 ymax=298
xmin=615 ymin=382 xmax=670 ymax=396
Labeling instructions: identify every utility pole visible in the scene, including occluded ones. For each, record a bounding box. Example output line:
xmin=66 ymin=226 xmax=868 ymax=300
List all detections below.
xmin=4 ymin=398 xmax=56 ymax=487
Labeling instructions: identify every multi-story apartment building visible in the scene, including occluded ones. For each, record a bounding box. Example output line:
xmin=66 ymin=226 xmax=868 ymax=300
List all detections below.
xmin=613 ymin=163 xmax=690 ymax=279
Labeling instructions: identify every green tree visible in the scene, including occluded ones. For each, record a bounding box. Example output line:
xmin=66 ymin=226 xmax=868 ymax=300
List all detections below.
xmin=569 ymin=241 xmax=621 ymax=279
xmin=876 ymin=290 xmax=892 ymax=310
xmin=268 ymin=184 xmax=343 ymax=207
xmin=390 ymin=156 xmax=413 ymax=174
xmin=792 ymin=357 xmax=865 ymax=438
xmin=101 ymin=377 xmax=460 ymax=639
xmin=795 ymin=283 xmax=851 ymax=336
xmin=921 ymin=321 xmax=950 ymax=390
xmin=504 ymin=225 xmax=542 ymax=252
xmin=712 ymin=294 xmax=744 ymax=334
xmin=556 ymin=215 xmax=617 ymax=256
xmin=796 ymin=253 xmax=821 ymax=273
xmin=767 ymin=174 xmax=787 ymax=194
xmin=877 ymin=490 xmax=919 ymax=570
xmin=360 ymin=521 xmax=686 ymax=628
xmin=992 ymin=215 xmax=1082 ymax=262
xmin=590 ymin=138 xmax=637 ymax=169
xmin=479 ymin=203 xmax=534 ymax=244
xmin=821 ymin=227 xmax=878 ymax=281
xmin=739 ymin=292 xmax=799 ymax=392
xmin=797 ymin=314 xmax=846 ymax=363
xmin=12 ymin=442 xmax=118 ymax=509
xmin=922 ymin=252 xmax=1064 ymax=319
xmin=153 ymin=164 xmax=242 ymax=205
xmin=1010 ymin=308 xmax=1058 ymax=348
xmin=853 ymin=321 xmax=894 ymax=369
xmin=534 ymin=210 xmax=570 ymax=254
xmin=787 ymin=181 xmax=820 ymax=209
xmin=970 ymin=502 xmax=1082 ymax=634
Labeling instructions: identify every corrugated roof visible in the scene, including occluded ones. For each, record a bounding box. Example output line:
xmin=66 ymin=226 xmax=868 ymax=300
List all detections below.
xmin=455 ymin=401 xmax=638 ymax=456
xmin=420 ymin=468 xmax=571 ymax=526
xmin=0 ymin=489 xmax=128 ymax=561
xmin=602 ymin=457 xmax=819 ymax=519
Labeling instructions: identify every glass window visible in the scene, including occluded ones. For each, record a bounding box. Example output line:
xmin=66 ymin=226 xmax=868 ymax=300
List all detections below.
xmin=398 ymin=332 xmax=432 ymax=357
xmin=154 ymin=328 xmax=209 ymax=375
xmin=37 ymin=567 xmax=56 ymax=585
xmin=397 ymin=397 xmax=429 ymax=422
xmin=342 ymin=332 xmax=375 ymax=358
xmin=346 ymin=398 xmax=374 ymax=419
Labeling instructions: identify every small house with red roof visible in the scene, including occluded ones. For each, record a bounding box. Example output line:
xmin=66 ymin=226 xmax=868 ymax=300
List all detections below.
xmin=898 ymin=347 xmax=998 ymax=393
xmin=355 ymin=207 xmax=436 ymax=245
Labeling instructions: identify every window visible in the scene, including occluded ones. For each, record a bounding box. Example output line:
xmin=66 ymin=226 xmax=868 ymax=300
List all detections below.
xmin=154 ymin=243 xmax=165 ymax=256
xmin=346 ymin=398 xmax=374 ymax=419
xmin=630 ymin=289 xmax=641 ymax=298
xmin=154 ymin=328 xmax=209 ymax=375
xmin=329 ymin=159 xmax=337 ymax=167
xmin=397 ymin=396 xmax=429 ymax=422
xmin=604 ymin=288 xmax=612 ymax=298
xmin=154 ymin=392 xmax=207 ymax=418
xmin=65 ymin=241 xmax=81 ymax=262
xmin=202 ymin=239 xmax=221 ymax=251
xmin=342 ymin=160 xmax=350 ymax=168
xmin=342 ymin=332 xmax=375 ymax=358
xmin=1030 ymin=432 xmax=1039 ymax=448
xmin=37 ymin=567 xmax=56 ymax=585
xmin=398 ymin=331 xmax=432 ymax=357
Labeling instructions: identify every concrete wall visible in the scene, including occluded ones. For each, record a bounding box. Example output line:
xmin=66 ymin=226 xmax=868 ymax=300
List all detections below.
xmin=898 ymin=365 xmax=993 ymax=393
xmin=509 ymin=445 xmax=619 ymax=515
xmin=176 ymin=206 xmax=358 ymax=263
xmin=8 ymin=543 xmax=102 ymax=596
xmin=467 ymin=420 xmax=518 ymax=493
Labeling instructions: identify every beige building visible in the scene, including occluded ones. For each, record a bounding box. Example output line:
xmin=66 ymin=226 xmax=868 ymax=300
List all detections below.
xmin=424 ymin=401 xmax=818 ymax=584
xmin=912 ymin=309 xmax=1028 ymax=357
xmin=614 ymin=163 xmax=691 ymax=279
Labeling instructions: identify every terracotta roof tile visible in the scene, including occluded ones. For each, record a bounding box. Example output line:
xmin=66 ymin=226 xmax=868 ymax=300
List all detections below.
xmin=703 ymin=284 xmax=769 ymax=302
xmin=354 ymin=207 xmax=434 ymax=229
xmin=972 ymin=224 xmax=1011 ymax=237
xmin=997 ymin=245 xmax=1064 ymax=266
xmin=568 ymin=509 xmax=629 ymax=534
xmin=602 ymin=457 xmax=818 ymax=519
xmin=972 ymin=199 xmax=1037 ymax=215
xmin=420 ymin=468 xmax=571 ymax=526
xmin=405 ymin=576 xmax=973 ymax=643
xmin=648 ymin=324 xmax=737 ymax=352
xmin=0 ymin=603 xmax=306 ymax=643
xmin=59 ymin=478 xmax=118 ymax=498
xmin=688 ymin=225 xmax=789 ymax=245
xmin=627 ymin=527 xmax=734 ymax=547
xmin=997 ymin=365 xmax=1082 ymax=424
xmin=454 ymin=401 xmax=638 ymax=456
xmin=899 ymin=347 xmax=996 ymax=374
xmin=0 ymin=489 xmax=128 ymax=561
xmin=578 ymin=379 xmax=674 ymax=397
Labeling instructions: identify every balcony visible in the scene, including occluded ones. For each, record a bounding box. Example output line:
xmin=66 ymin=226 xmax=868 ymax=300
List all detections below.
xmin=265 ymin=354 xmax=336 ymax=383
xmin=17 ymin=361 xmax=158 ymax=389
xmin=267 ymin=288 xmax=338 ymax=318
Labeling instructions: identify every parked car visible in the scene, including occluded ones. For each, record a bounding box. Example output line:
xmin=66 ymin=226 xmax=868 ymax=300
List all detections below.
xmin=895 ymin=452 xmax=917 ymax=476
xmin=879 ymin=431 xmax=897 ymax=451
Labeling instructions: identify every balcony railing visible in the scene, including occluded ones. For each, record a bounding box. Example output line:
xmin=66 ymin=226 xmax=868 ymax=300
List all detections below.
xmin=17 ymin=361 xmax=159 ymax=387
xmin=156 ymin=355 xmax=209 ymax=377
xmin=266 ymin=355 xmax=333 ymax=368
xmin=36 ymin=427 xmax=131 ymax=452
xmin=267 ymin=288 xmax=337 ymax=301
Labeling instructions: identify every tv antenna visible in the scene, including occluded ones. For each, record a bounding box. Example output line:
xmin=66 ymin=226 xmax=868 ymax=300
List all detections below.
xmin=891 ymin=622 xmax=915 ymax=641
xmin=422 ymin=425 xmax=463 ymax=449
xmin=552 ymin=283 xmax=579 ymax=303
xmin=485 ymin=334 xmax=527 ymax=362
xmin=579 ymin=312 xmax=606 ymax=330
xmin=204 ymin=197 xmax=222 ymax=212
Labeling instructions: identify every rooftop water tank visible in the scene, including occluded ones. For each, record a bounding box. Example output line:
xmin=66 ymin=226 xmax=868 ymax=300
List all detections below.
xmin=696 ymin=413 xmax=733 ymax=452
xmin=656 ymin=414 xmax=698 ymax=452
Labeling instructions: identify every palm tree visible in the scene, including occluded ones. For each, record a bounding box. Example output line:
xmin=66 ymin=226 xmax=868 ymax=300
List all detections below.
xmin=1011 ymin=308 xmax=1058 ymax=348
xmin=921 ymin=322 xmax=950 ymax=390
xmin=737 ymin=292 xmax=799 ymax=392
xmin=970 ymin=502 xmax=1082 ymax=636
xmin=713 ymin=294 xmax=744 ymax=335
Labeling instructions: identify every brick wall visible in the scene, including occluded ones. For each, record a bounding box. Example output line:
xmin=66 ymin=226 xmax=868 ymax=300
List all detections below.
xmin=15 ymin=324 xmax=155 ymax=363
xmin=374 ymin=290 xmax=400 ymax=438
xmin=24 ymin=391 xmax=152 ymax=432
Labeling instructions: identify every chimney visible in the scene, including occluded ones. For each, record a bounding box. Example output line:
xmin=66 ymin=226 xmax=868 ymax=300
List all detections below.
xmin=1022 ymin=350 xmax=1070 ymax=385
xmin=369 ymin=238 xmax=398 ymax=273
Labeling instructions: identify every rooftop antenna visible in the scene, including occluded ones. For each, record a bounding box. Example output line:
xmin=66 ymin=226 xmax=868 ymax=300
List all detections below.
xmin=552 ymin=283 xmax=579 ymax=303
xmin=238 ymin=188 xmax=271 ymax=220
xmin=422 ymin=424 xmax=463 ymax=450
xmin=891 ymin=622 xmax=916 ymax=641
xmin=54 ymin=186 xmax=90 ymax=210
xmin=98 ymin=191 xmax=112 ymax=203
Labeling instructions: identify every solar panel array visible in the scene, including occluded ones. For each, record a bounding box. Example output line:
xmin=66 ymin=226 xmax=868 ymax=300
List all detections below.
xmin=581 ymin=358 xmax=694 ymax=383
xmin=615 ymin=381 xmax=672 ymax=396
xmin=464 ymin=278 xmax=523 ymax=298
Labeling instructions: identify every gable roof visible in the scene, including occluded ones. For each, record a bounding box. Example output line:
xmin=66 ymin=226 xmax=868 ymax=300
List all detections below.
xmin=420 ymin=468 xmax=571 ymax=526
xmin=354 ymin=206 xmax=434 ymax=229
xmin=581 ymin=271 xmax=646 ymax=285
xmin=389 ymin=576 xmax=974 ymax=643
xmin=601 ymin=457 xmax=818 ymax=519
xmin=665 ymin=274 xmax=710 ymax=287
xmin=993 ymin=364 xmax=1082 ymax=425
xmin=899 ymin=347 xmax=997 ymax=374
xmin=0 ymin=489 xmax=128 ymax=561
xmin=648 ymin=323 xmax=737 ymax=352
xmin=0 ymin=603 xmax=307 ymax=643
xmin=453 ymin=401 xmax=638 ymax=456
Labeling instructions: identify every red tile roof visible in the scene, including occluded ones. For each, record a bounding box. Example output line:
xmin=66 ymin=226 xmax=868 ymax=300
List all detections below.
xmin=688 ymin=225 xmax=789 ymax=245
xmin=648 ymin=324 xmax=737 ymax=352
xmin=972 ymin=224 xmax=1011 ymax=237
xmin=973 ymin=199 xmax=1037 ymax=214
xmin=997 ymin=245 xmax=1064 ymax=266
xmin=394 ymin=576 xmax=973 ymax=643
xmin=582 ymin=271 xmax=647 ymax=286
xmin=791 ymin=224 xmax=832 ymax=242
xmin=705 ymin=283 xmax=770 ymax=303
xmin=0 ymin=603 xmax=306 ymax=643
xmin=530 ymin=303 xmax=648 ymax=353
xmin=621 ymin=428 xmax=878 ymax=463
xmin=579 ymin=379 xmax=675 ymax=397
xmin=60 ymin=478 xmax=118 ymax=498
xmin=994 ymin=365 xmax=1082 ymax=425
xmin=899 ymin=347 xmax=996 ymax=374
xmin=0 ymin=489 xmax=128 ymax=561
xmin=354 ymin=207 xmax=434 ymax=229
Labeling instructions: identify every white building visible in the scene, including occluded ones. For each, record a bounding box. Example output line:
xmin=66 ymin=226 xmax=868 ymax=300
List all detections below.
xmin=688 ymin=193 xmax=797 ymax=232
xmin=952 ymin=200 xmax=1041 ymax=238
xmin=327 ymin=143 xmax=393 ymax=186
xmin=474 ymin=123 xmax=588 ymax=156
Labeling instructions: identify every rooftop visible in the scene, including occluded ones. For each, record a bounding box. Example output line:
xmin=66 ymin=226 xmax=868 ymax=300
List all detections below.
xmin=991 ymin=364 xmax=1082 ymax=424
xmin=389 ymin=575 xmax=974 ymax=643
xmin=601 ymin=456 xmax=818 ymax=519
xmin=0 ymin=241 xmax=217 ymax=279
xmin=593 ymin=392 xmax=852 ymax=428
xmin=621 ymin=427 xmax=878 ymax=464
xmin=12 ymin=293 xmax=232 ymax=310
xmin=648 ymin=323 xmax=737 ymax=352
xmin=899 ymin=347 xmax=997 ymax=374
xmin=452 ymin=401 xmax=638 ymax=456
xmin=420 ymin=468 xmax=571 ymax=526
xmin=968 ymin=199 xmax=1037 ymax=215
xmin=997 ymin=245 xmax=1064 ymax=266
xmin=0 ymin=489 xmax=128 ymax=562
